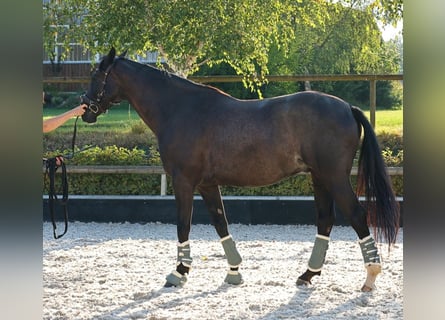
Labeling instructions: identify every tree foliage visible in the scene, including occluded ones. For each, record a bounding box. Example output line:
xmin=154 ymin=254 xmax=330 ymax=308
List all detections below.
xmin=260 ymin=1 xmax=403 ymax=106
xmin=44 ymin=0 xmax=295 ymax=86
xmin=43 ymin=0 xmax=402 ymax=89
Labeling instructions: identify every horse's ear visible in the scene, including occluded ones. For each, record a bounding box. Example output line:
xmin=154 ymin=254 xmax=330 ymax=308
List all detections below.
xmin=118 ymin=50 xmax=128 ymax=58
xmin=100 ymin=48 xmax=116 ymax=70
xmin=108 ymin=47 xmax=116 ymax=61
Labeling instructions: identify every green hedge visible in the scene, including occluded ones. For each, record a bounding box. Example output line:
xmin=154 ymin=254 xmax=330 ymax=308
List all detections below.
xmin=43 ymin=143 xmax=403 ymax=196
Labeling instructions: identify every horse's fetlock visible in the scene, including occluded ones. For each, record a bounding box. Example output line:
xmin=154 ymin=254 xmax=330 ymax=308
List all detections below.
xmin=297 ymin=269 xmax=321 ymax=286
xmin=176 ymin=262 xmax=190 ymax=275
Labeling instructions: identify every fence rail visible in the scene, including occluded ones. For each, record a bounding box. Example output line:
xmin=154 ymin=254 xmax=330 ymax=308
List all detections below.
xmin=43 ymin=73 xmax=402 ymax=128
xmin=43 ymin=74 xmax=402 ymax=84
xmin=43 ymin=165 xmax=403 ymax=196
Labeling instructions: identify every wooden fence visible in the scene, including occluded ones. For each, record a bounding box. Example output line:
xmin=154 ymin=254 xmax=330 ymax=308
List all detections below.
xmin=44 ymin=73 xmax=403 ymax=196
xmin=43 ymin=73 xmax=403 ymax=128
xmin=44 ymin=165 xmax=403 ymax=196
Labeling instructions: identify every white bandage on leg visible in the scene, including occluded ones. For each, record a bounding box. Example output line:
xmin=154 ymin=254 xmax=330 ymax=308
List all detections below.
xmin=359 ymin=235 xmax=381 ymax=266
xmin=165 ymin=270 xmax=188 ymax=287
xmin=308 ymin=234 xmax=330 ymax=272
xmin=220 ymin=235 xmax=242 ymax=268
xmin=176 ymin=241 xmax=193 ymax=268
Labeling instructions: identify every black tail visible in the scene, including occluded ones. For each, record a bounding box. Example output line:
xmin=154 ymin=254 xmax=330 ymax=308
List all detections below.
xmin=351 ymin=106 xmax=400 ymax=245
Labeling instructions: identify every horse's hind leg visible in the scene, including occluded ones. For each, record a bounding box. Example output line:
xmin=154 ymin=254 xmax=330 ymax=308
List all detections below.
xmin=198 ymin=184 xmax=243 ymax=285
xmin=297 ymin=174 xmax=336 ymax=286
xmin=331 ymin=178 xmax=382 ymax=292
xmin=165 ymin=174 xmax=195 ymax=287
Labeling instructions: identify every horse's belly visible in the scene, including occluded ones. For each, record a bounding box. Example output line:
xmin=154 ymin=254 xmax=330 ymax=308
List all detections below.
xmin=210 ymin=156 xmax=307 ymax=187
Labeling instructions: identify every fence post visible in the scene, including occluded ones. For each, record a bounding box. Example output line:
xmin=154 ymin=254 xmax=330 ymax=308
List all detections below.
xmin=369 ymin=79 xmax=376 ymax=128
xmin=160 ymin=174 xmax=167 ymax=196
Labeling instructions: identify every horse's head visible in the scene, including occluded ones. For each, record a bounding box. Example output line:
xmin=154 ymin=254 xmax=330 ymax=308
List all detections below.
xmin=81 ymin=47 xmax=126 ymax=123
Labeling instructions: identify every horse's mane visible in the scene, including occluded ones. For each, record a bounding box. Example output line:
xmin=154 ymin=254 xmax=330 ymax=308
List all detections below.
xmin=120 ymin=58 xmax=233 ymax=98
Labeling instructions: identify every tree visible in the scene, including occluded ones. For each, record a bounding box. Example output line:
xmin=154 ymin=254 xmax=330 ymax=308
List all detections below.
xmin=260 ymin=0 xmax=402 ymax=107
xmin=43 ymin=0 xmax=402 ymax=93
xmin=44 ymin=0 xmax=295 ymax=88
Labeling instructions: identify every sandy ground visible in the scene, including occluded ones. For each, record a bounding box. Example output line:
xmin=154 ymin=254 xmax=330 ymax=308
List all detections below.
xmin=43 ymin=222 xmax=403 ymax=319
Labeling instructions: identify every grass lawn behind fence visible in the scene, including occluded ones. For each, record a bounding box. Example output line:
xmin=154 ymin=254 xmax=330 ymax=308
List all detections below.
xmin=364 ymin=109 xmax=403 ymax=135
xmin=43 ymin=105 xmax=403 ymax=136
xmin=43 ymin=105 xmax=143 ymax=134
xmin=43 ymin=105 xmax=403 ymax=196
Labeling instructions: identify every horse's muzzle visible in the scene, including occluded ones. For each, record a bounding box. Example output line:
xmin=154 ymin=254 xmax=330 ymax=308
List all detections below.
xmin=80 ymin=94 xmax=99 ymax=123
xmin=81 ymin=112 xmax=97 ymax=123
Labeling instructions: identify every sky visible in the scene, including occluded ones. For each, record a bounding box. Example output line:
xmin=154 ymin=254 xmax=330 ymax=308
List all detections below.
xmin=381 ymin=20 xmax=403 ymax=41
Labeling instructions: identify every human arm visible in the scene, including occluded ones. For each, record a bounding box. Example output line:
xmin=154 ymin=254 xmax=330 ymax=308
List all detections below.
xmin=43 ymin=104 xmax=87 ymax=133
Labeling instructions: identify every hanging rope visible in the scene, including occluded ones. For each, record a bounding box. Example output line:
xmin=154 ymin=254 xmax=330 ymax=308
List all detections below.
xmin=44 ymin=116 xmax=97 ymax=238
xmin=44 ymin=156 xmax=69 ymax=239
xmin=43 ymin=116 xmax=80 ymax=239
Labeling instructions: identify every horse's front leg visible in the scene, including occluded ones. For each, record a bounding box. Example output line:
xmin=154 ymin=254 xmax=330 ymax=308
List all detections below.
xmin=165 ymin=175 xmax=195 ymax=287
xmin=198 ymin=184 xmax=243 ymax=285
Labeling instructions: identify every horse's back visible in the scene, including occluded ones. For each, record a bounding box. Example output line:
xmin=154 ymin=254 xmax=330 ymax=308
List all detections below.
xmin=191 ymin=91 xmax=360 ymax=186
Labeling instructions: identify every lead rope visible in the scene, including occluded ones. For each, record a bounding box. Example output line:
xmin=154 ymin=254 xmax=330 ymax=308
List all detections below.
xmin=44 ymin=116 xmax=80 ymax=239
xmin=45 ymin=157 xmax=69 ymax=239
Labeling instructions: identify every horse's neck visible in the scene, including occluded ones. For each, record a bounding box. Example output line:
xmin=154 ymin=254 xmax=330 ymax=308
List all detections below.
xmin=116 ymin=62 xmax=180 ymax=136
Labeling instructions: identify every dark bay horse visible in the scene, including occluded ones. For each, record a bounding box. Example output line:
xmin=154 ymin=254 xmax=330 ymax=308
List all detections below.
xmin=81 ymin=48 xmax=399 ymax=291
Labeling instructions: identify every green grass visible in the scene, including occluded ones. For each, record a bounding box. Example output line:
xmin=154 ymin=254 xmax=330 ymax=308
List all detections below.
xmin=364 ymin=109 xmax=403 ymax=135
xmin=43 ymin=105 xmax=403 ymax=135
xmin=43 ymin=105 xmax=143 ymax=134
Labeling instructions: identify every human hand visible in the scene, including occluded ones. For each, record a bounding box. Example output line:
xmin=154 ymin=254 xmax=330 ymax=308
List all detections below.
xmin=73 ymin=104 xmax=87 ymax=117
xmin=55 ymin=156 xmax=64 ymax=167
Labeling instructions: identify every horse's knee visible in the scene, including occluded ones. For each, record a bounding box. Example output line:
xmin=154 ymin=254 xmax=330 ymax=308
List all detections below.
xmin=212 ymin=220 xmax=229 ymax=238
xmin=208 ymin=209 xmax=229 ymax=237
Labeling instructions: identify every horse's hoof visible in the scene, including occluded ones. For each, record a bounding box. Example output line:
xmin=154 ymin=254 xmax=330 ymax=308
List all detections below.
xmin=297 ymin=270 xmax=320 ymax=286
xmin=296 ymin=278 xmax=311 ymax=286
xmin=164 ymin=281 xmax=176 ymax=288
xmin=361 ymin=263 xmax=381 ymax=292
xmin=224 ymin=271 xmax=243 ymax=285
xmin=361 ymin=284 xmax=375 ymax=292
xmin=165 ymin=271 xmax=187 ymax=287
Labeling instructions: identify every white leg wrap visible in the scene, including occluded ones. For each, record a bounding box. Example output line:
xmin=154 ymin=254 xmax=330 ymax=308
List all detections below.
xmin=221 ymin=235 xmax=242 ymax=268
xmin=359 ymin=235 xmax=381 ymax=291
xmin=165 ymin=270 xmax=188 ymax=287
xmin=176 ymin=241 xmax=192 ymax=268
xmin=308 ymin=234 xmax=330 ymax=272
xmin=359 ymin=235 xmax=381 ymax=266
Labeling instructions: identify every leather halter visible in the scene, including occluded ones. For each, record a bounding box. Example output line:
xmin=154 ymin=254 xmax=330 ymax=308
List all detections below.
xmin=80 ymin=59 xmax=117 ymax=114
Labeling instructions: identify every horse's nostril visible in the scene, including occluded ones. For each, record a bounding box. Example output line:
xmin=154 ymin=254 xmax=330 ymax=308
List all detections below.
xmin=81 ymin=114 xmax=97 ymax=123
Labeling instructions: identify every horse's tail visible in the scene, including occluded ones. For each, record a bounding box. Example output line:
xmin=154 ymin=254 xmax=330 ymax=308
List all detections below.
xmin=351 ymin=105 xmax=400 ymax=245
